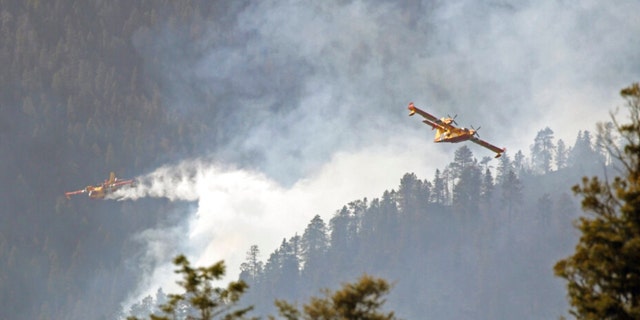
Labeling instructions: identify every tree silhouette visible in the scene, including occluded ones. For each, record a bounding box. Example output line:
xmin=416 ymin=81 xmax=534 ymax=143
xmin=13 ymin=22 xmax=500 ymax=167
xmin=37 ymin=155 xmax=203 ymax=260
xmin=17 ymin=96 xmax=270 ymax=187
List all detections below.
xmin=431 ymin=169 xmax=447 ymax=205
xmin=480 ymin=168 xmax=494 ymax=214
xmin=301 ymin=215 xmax=329 ymax=269
xmin=556 ymin=139 xmax=569 ymax=170
xmin=240 ymin=245 xmax=263 ymax=284
xmin=272 ymin=275 xmax=397 ymax=320
xmin=128 ymin=255 xmax=252 ymax=320
xmin=531 ymin=127 xmax=555 ymax=174
xmin=452 ymin=160 xmax=482 ymax=217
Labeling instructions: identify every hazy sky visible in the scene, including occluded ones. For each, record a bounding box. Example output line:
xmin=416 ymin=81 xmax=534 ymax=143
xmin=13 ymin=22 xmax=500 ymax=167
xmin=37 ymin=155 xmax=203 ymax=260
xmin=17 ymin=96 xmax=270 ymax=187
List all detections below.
xmin=122 ymin=0 xmax=640 ymax=305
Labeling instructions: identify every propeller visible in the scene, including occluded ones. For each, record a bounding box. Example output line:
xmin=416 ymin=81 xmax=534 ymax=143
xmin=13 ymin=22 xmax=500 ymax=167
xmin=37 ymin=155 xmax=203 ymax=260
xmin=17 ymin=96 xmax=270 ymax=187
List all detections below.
xmin=447 ymin=114 xmax=458 ymax=125
xmin=470 ymin=125 xmax=481 ymax=137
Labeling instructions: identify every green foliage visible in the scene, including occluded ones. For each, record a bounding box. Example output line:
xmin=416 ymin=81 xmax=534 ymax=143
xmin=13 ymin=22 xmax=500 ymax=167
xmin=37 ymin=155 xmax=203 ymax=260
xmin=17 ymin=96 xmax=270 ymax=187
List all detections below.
xmin=554 ymin=83 xmax=640 ymax=319
xmin=128 ymin=255 xmax=253 ymax=320
xmin=272 ymin=275 xmax=397 ymax=320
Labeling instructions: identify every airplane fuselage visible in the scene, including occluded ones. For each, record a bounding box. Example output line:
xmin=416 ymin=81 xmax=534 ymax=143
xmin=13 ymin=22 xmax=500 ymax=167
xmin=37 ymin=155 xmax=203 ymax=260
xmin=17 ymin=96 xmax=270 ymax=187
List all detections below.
xmin=433 ymin=127 xmax=476 ymax=143
xmin=435 ymin=134 xmax=471 ymax=143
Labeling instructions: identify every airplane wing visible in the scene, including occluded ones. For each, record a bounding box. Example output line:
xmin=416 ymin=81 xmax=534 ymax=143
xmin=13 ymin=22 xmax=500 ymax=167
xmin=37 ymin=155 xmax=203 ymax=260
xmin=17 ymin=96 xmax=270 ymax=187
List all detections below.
xmin=420 ymin=118 xmax=449 ymax=131
xmin=408 ymin=102 xmax=438 ymax=122
xmin=111 ymin=179 xmax=134 ymax=187
xmin=65 ymin=189 xmax=86 ymax=199
xmin=471 ymin=137 xmax=506 ymax=158
xmin=407 ymin=102 xmax=456 ymax=130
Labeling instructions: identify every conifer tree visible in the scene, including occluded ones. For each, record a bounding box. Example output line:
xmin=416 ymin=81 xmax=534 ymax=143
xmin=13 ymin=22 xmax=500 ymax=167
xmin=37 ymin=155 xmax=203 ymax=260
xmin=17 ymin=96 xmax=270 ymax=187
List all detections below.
xmin=431 ymin=169 xmax=446 ymax=205
xmin=449 ymin=146 xmax=475 ymax=183
xmin=513 ymin=150 xmax=526 ymax=174
xmin=301 ymin=215 xmax=329 ymax=268
xmin=531 ymin=127 xmax=555 ymax=174
xmin=452 ymin=160 xmax=482 ymax=217
xmin=569 ymin=130 xmax=603 ymax=170
xmin=556 ymin=139 xmax=569 ymax=170
xmin=280 ymin=236 xmax=302 ymax=300
xmin=495 ymin=151 xmax=512 ymax=186
xmin=128 ymin=255 xmax=252 ymax=320
xmin=301 ymin=215 xmax=329 ymax=287
xmin=398 ymin=172 xmax=429 ymax=214
xmin=554 ymin=83 xmax=640 ymax=319
xmin=329 ymin=206 xmax=351 ymax=254
xmin=240 ymin=245 xmax=263 ymax=283
xmin=480 ymin=168 xmax=494 ymax=213
xmin=272 ymin=275 xmax=397 ymax=320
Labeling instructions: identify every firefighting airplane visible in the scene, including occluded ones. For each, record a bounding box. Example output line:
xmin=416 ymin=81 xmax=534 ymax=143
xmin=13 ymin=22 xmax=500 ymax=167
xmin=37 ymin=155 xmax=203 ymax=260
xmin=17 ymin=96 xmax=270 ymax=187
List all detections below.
xmin=408 ymin=102 xmax=506 ymax=158
xmin=65 ymin=172 xmax=135 ymax=199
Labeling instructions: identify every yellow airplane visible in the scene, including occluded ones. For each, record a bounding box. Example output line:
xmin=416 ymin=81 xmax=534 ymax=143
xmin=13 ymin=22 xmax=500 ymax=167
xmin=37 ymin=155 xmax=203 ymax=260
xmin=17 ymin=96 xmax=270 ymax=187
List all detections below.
xmin=65 ymin=172 xmax=135 ymax=199
xmin=408 ymin=102 xmax=505 ymax=158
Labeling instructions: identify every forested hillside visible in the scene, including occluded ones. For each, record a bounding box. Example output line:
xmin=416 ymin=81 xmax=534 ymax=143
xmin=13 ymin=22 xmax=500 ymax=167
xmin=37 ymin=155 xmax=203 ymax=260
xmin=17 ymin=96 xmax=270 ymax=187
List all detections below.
xmin=234 ymin=138 xmax=605 ymax=319
xmin=129 ymin=134 xmax=608 ymax=319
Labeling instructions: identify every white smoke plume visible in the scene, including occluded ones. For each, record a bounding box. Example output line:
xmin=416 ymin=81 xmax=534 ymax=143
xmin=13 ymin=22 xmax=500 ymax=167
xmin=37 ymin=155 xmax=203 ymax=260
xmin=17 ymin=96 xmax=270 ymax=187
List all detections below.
xmin=110 ymin=160 xmax=248 ymax=202
xmin=119 ymin=141 xmax=442 ymax=307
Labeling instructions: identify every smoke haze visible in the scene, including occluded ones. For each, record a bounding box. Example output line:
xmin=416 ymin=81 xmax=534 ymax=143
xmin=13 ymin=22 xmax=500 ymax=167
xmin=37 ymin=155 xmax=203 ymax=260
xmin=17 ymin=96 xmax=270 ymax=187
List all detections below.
xmin=122 ymin=0 xmax=640 ymax=310
xmin=119 ymin=141 xmax=441 ymax=305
